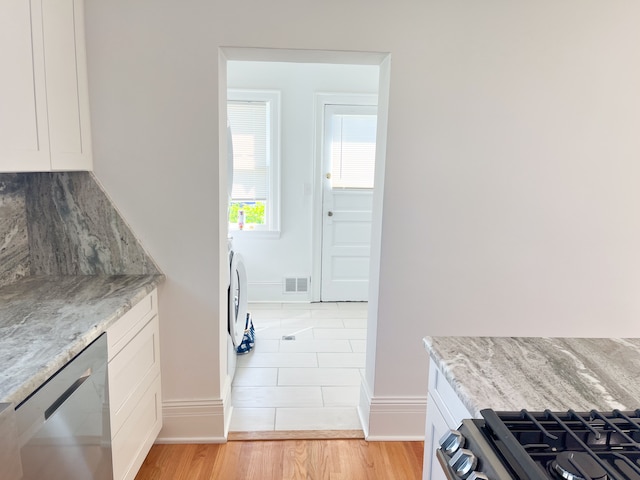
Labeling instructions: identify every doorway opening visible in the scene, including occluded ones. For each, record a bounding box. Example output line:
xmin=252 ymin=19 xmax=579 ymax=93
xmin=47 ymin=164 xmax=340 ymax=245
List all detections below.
xmin=220 ymin=47 xmax=390 ymax=436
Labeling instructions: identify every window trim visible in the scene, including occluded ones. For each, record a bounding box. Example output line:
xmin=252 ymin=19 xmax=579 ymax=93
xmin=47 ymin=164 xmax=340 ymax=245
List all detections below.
xmin=227 ymin=89 xmax=281 ymax=234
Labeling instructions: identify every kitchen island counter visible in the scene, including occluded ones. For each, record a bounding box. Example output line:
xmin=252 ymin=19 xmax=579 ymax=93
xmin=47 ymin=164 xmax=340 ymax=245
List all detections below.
xmin=0 ymin=274 xmax=164 ymax=405
xmin=423 ymin=336 xmax=640 ymax=418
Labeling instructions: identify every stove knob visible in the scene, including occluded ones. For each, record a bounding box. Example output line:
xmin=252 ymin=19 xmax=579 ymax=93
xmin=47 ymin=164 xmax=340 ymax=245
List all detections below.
xmin=468 ymin=473 xmax=489 ymax=480
xmin=439 ymin=429 xmax=465 ymax=455
xmin=448 ymin=448 xmax=478 ymax=479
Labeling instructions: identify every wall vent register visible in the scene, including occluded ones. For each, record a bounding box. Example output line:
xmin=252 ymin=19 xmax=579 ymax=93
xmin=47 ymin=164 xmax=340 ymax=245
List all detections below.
xmin=284 ymin=277 xmax=309 ymax=293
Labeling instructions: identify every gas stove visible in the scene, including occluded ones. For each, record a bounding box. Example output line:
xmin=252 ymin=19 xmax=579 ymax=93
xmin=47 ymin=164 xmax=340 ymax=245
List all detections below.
xmin=437 ymin=408 xmax=640 ymax=480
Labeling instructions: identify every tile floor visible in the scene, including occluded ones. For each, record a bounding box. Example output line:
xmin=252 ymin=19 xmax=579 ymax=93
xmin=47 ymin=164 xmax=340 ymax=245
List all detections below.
xmin=229 ymin=301 xmax=368 ymax=432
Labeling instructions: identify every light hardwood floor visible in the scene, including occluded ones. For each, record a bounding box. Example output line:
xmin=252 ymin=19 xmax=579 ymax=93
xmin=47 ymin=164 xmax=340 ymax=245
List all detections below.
xmin=135 ymin=440 xmax=424 ymax=480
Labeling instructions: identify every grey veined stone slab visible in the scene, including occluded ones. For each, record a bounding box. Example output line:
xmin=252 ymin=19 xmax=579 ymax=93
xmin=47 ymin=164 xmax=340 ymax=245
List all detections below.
xmin=0 ymin=274 xmax=163 ymax=405
xmin=0 ymin=174 xmax=30 ymax=288
xmin=424 ymin=336 xmax=640 ymax=417
xmin=25 ymin=172 xmax=160 ymax=275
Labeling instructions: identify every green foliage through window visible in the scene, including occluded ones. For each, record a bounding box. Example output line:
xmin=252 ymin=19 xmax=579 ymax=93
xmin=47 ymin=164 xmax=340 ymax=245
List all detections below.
xmin=229 ymin=202 xmax=265 ymax=225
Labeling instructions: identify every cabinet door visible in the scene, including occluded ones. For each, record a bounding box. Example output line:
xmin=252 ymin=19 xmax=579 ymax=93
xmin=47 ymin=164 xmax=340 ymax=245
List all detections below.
xmin=42 ymin=0 xmax=92 ymax=170
xmin=0 ymin=0 xmax=51 ymax=171
xmin=0 ymin=404 xmax=23 ymax=480
xmin=107 ymin=290 xmax=162 ymax=480
xmin=423 ymin=393 xmax=450 ymax=480
xmin=0 ymin=0 xmax=92 ymax=173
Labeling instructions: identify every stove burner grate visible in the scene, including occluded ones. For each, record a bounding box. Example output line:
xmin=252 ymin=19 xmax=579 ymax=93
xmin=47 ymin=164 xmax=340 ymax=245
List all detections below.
xmin=481 ymin=408 xmax=640 ymax=480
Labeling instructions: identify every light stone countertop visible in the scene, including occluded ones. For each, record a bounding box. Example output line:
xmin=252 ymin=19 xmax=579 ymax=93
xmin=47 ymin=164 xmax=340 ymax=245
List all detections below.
xmin=0 ymin=274 xmax=163 ymax=405
xmin=424 ymin=336 xmax=640 ymax=418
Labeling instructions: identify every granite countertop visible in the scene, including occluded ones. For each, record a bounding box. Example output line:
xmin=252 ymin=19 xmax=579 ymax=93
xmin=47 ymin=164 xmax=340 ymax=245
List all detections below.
xmin=0 ymin=274 xmax=163 ymax=405
xmin=424 ymin=336 xmax=640 ymax=418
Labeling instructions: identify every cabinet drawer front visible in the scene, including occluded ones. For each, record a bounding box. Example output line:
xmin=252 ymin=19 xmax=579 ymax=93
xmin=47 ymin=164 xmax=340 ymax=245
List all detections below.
xmin=428 ymin=360 xmax=472 ymax=429
xmin=108 ymin=290 xmax=157 ymax=359
xmin=109 ymin=316 xmax=160 ymax=435
xmin=112 ymin=374 xmax=162 ymax=480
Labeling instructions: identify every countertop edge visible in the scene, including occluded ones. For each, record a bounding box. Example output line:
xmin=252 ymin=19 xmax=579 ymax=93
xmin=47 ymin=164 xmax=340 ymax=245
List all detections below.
xmin=423 ymin=335 xmax=640 ymax=417
xmin=2 ymin=274 xmax=165 ymax=405
xmin=424 ymin=336 xmax=483 ymax=418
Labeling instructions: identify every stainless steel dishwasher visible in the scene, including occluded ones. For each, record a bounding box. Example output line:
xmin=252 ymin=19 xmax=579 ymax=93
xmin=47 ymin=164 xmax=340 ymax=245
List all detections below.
xmin=15 ymin=333 xmax=113 ymax=480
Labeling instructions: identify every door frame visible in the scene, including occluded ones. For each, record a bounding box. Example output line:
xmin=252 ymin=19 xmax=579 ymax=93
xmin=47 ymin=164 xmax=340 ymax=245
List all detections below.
xmin=311 ymin=93 xmax=379 ymax=302
xmin=219 ymin=47 xmax=391 ymax=438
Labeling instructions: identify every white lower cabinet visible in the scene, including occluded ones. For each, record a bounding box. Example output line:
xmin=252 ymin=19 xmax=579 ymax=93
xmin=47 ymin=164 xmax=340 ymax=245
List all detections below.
xmin=423 ymin=360 xmax=472 ymax=480
xmin=424 ymin=393 xmax=450 ymax=480
xmin=107 ymin=290 xmax=162 ymax=480
xmin=0 ymin=404 xmax=22 ymax=480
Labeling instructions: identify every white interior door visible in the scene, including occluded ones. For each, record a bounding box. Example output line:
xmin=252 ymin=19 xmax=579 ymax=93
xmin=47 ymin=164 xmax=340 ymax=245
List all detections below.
xmin=321 ymin=104 xmax=377 ymax=301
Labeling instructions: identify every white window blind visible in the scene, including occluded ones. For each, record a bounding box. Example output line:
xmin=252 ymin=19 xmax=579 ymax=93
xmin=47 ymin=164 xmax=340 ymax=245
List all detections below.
xmin=330 ymin=113 xmax=377 ymax=189
xmin=228 ymin=100 xmax=269 ymax=202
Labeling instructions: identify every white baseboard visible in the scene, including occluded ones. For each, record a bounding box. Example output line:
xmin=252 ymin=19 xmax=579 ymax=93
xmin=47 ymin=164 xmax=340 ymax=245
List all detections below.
xmin=359 ymin=381 xmax=427 ymax=441
xmin=357 ymin=380 xmax=373 ymax=437
xmin=156 ymin=398 xmax=227 ymax=444
xmin=222 ymin=375 xmax=233 ymax=437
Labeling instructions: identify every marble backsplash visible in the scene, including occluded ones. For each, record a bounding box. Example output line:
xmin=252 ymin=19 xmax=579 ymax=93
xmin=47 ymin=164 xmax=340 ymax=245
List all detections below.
xmin=0 ymin=172 xmax=159 ymax=282
xmin=0 ymin=175 xmax=30 ymax=288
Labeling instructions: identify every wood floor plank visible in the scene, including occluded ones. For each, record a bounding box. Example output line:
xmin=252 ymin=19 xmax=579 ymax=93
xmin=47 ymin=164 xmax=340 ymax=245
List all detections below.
xmin=228 ymin=429 xmax=365 ymax=441
xmin=135 ymin=440 xmax=424 ymax=480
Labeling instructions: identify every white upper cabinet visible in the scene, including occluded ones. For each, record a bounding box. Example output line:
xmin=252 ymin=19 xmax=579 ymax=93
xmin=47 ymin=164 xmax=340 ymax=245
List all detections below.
xmin=0 ymin=0 xmax=92 ymax=172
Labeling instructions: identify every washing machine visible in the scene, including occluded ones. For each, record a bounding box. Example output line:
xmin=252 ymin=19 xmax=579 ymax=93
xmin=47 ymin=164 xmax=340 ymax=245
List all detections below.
xmin=227 ymin=237 xmax=248 ymax=382
xmin=228 ymin=239 xmax=248 ymax=348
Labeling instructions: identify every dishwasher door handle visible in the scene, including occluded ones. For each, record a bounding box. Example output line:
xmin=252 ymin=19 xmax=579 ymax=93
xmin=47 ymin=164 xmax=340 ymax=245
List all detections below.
xmin=44 ymin=368 xmax=92 ymax=420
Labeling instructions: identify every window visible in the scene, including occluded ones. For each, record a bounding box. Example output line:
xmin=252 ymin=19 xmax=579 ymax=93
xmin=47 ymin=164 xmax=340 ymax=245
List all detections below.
xmin=326 ymin=104 xmax=377 ymax=189
xmin=227 ymin=90 xmax=280 ymax=232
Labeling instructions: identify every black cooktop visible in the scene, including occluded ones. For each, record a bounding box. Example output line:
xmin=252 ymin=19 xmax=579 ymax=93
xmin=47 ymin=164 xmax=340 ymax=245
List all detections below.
xmin=478 ymin=409 xmax=640 ymax=480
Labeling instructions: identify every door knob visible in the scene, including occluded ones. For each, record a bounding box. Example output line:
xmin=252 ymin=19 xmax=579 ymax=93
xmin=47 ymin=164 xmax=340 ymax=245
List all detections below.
xmin=326 ymin=173 xmax=331 ymax=179
xmin=327 ymin=211 xmax=334 ymax=217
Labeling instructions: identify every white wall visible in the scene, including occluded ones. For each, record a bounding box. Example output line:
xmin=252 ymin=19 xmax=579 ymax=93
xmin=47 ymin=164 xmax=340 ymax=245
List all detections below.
xmin=227 ymin=61 xmax=379 ymax=302
xmin=84 ymin=0 xmax=640 ymax=441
